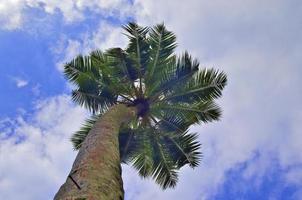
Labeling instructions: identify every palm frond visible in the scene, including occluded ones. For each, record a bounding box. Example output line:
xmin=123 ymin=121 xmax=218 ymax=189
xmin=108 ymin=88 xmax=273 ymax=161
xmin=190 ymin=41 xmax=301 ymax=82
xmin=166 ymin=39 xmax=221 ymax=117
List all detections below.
xmin=71 ymin=88 xmax=115 ymax=114
xmin=126 ymin=126 xmax=200 ymax=189
xmin=152 ymin=101 xmax=222 ymax=124
xmin=90 ymin=50 xmax=108 ymax=71
xmin=163 ymin=68 xmax=227 ymax=103
xmin=123 ymin=125 xmax=201 ymax=189
xmin=123 ymin=22 xmax=149 ymax=74
xmin=160 ymin=116 xmax=189 ymax=133
xmin=123 ymin=22 xmax=149 ymax=95
xmin=119 ymin=128 xmax=139 ymax=163
xmin=151 ymin=132 xmax=179 ymax=189
xmin=146 ymin=23 xmax=177 ymax=81
xmin=106 ymin=48 xmax=141 ymax=98
xmin=149 ymin=130 xmax=202 ymax=188
xmin=148 ymin=52 xmax=199 ymax=98
xmin=127 ymin=127 xmax=179 ymax=188
xmin=129 ymin=129 xmax=154 ymax=177
xmin=71 ymin=115 xmax=100 ymax=150
xmin=64 ymin=54 xmax=100 ymax=84
xmin=106 ymin=48 xmax=138 ymax=81
xmin=161 ymin=131 xmax=201 ymax=168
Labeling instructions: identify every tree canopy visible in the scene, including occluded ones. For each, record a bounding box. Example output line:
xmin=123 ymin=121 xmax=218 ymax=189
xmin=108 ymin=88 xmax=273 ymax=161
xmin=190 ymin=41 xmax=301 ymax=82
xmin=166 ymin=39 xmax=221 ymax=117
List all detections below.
xmin=64 ymin=22 xmax=227 ymax=189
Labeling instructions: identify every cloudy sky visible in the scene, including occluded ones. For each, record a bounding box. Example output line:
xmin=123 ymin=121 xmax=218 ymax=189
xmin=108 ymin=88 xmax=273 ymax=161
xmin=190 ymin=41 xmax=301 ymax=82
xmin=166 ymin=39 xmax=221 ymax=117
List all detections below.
xmin=0 ymin=0 xmax=302 ymax=199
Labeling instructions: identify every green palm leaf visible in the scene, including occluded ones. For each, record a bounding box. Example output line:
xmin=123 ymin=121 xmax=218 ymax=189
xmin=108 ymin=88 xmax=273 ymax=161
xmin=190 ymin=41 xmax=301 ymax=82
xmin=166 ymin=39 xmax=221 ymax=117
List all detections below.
xmin=163 ymin=68 xmax=227 ymax=103
xmin=161 ymin=131 xmax=201 ymax=168
xmin=64 ymin=54 xmax=101 ymax=84
xmin=152 ymin=101 xmax=222 ymax=124
xmin=147 ymin=52 xmax=199 ymax=98
xmin=146 ymin=23 xmax=177 ymax=80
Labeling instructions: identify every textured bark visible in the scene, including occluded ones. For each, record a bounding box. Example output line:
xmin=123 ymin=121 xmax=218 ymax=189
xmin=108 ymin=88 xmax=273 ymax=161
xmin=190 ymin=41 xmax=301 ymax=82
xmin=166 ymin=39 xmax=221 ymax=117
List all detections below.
xmin=54 ymin=104 xmax=136 ymax=200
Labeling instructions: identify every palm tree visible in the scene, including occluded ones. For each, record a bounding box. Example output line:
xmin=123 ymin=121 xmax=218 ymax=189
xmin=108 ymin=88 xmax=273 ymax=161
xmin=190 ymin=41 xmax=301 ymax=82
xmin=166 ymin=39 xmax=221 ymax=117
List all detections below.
xmin=54 ymin=22 xmax=227 ymax=200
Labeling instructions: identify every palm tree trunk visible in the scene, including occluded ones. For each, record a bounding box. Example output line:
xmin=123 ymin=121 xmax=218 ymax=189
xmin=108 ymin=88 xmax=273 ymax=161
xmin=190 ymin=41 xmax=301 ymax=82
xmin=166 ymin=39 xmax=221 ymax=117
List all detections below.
xmin=54 ymin=104 xmax=136 ymax=200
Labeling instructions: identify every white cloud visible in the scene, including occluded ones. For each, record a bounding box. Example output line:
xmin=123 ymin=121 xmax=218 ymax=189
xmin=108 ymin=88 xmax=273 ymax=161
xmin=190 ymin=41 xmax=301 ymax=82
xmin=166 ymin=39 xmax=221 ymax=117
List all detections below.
xmin=0 ymin=0 xmax=133 ymax=30
xmin=11 ymin=77 xmax=28 ymax=88
xmin=0 ymin=0 xmax=24 ymax=30
xmin=0 ymin=95 xmax=87 ymax=200
xmin=55 ymin=39 xmax=82 ymax=71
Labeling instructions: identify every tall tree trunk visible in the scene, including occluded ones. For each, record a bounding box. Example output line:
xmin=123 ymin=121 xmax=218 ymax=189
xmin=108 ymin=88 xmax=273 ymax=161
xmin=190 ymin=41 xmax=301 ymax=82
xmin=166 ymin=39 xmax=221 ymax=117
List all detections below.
xmin=54 ymin=104 xmax=136 ymax=200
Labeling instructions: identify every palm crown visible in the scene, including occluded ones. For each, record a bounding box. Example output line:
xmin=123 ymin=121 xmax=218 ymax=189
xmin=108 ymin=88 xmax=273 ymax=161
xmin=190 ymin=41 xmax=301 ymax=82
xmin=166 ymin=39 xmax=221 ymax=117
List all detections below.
xmin=65 ymin=22 xmax=227 ymax=189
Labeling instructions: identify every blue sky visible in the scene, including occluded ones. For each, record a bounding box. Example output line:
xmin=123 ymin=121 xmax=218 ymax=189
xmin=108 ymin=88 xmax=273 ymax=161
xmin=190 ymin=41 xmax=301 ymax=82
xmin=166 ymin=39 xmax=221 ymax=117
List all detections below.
xmin=0 ymin=0 xmax=302 ymax=200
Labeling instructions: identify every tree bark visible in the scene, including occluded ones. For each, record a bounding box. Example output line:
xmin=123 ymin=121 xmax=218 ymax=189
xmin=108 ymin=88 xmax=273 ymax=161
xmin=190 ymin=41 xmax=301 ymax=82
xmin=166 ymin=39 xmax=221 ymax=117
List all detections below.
xmin=54 ymin=104 xmax=136 ymax=200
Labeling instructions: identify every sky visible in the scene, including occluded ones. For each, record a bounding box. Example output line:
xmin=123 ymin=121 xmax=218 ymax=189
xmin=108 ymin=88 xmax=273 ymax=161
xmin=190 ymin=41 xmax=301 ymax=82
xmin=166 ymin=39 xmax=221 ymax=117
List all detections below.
xmin=0 ymin=0 xmax=302 ymax=199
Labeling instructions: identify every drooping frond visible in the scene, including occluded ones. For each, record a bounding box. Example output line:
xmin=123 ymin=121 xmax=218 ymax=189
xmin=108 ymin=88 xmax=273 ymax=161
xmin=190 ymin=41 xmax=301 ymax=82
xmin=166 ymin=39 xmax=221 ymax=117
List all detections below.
xmin=129 ymin=128 xmax=154 ymax=177
xmin=71 ymin=83 xmax=116 ymax=114
xmin=123 ymin=126 xmax=202 ymax=189
xmin=71 ymin=115 xmax=99 ymax=150
xmin=119 ymin=127 xmax=139 ymax=163
xmin=127 ymin=127 xmax=178 ymax=188
xmin=161 ymin=131 xmax=201 ymax=168
xmin=150 ymin=130 xmax=202 ymax=188
xmin=151 ymin=132 xmax=179 ymax=189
